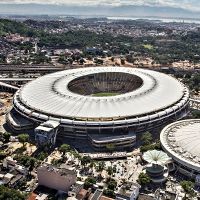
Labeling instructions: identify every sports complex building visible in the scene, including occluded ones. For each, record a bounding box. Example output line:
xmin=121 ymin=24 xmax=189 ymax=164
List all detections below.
xmin=7 ymin=67 xmax=190 ymax=150
xmin=160 ymin=119 xmax=200 ymax=180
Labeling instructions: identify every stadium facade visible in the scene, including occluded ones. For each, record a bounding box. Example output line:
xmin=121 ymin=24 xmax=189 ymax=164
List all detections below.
xmin=7 ymin=67 xmax=190 ymax=150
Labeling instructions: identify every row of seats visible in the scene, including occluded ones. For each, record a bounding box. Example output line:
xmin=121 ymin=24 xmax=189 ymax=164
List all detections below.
xmin=68 ymin=72 xmax=143 ymax=95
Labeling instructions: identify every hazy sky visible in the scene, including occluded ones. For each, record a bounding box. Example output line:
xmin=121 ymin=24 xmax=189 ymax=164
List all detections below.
xmin=0 ymin=0 xmax=200 ymax=11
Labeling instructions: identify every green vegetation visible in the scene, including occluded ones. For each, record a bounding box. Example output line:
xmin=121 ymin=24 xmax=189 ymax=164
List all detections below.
xmin=14 ymin=154 xmax=37 ymax=168
xmin=2 ymin=19 xmax=200 ymax=66
xmin=0 ymin=19 xmax=35 ymax=36
xmin=140 ymin=141 xmax=161 ymax=153
xmin=81 ymin=156 xmax=92 ymax=167
xmin=31 ymin=52 xmax=51 ymax=64
xmin=106 ymin=166 xmax=114 ymax=176
xmin=59 ymin=144 xmax=71 ymax=157
xmin=143 ymin=44 xmax=154 ymax=50
xmin=141 ymin=132 xmax=153 ymax=145
xmin=0 ymin=185 xmax=26 ymax=200
xmin=191 ymin=110 xmax=200 ymax=119
xmin=180 ymin=180 xmax=195 ymax=199
xmin=3 ymin=132 xmax=11 ymax=143
xmin=14 ymin=146 xmax=27 ymax=155
xmin=84 ymin=177 xmax=96 ymax=189
xmin=137 ymin=172 xmax=151 ymax=186
xmin=92 ymin=92 xmax=120 ymax=97
xmin=140 ymin=132 xmax=161 ymax=153
xmin=183 ymin=73 xmax=200 ymax=94
xmin=95 ymin=161 xmax=106 ymax=172
xmin=18 ymin=134 xmax=29 ymax=147
xmin=37 ymin=151 xmax=48 ymax=161
xmin=103 ymin=178 xmax=117 ymax=198
xmin=103 ymin=189 xmax=115 ymax=198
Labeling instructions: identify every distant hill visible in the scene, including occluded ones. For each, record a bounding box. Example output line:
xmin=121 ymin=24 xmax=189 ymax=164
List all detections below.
xmin=0 ymin=19 xmax=36 ymax=36
xmin=0 ymin=3 xmax=200 ymax=19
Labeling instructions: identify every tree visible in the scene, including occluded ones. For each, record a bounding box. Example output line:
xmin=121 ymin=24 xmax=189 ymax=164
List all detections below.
xmin=81 ymin=156 xmax=92 ymax=167
xmin=3 ymin=132 xmax=11 ymax=143
xmin=18 ymin=134 xmax=29 ymax=147
xmin=137 ymin=172 xmax=151 ymax=186
xmin=103 ymin=189 xmax=116 ymax=198
xmin=14 ymin=155 xmax=37 ymax=168
xmin=191 ymin=110 xmax=200 ymax=119
xmin=0 ymin=185 xmax=25 ymax=200
xmin=59 ymin=144 xmax=71 ymax=158
xmin=37 ymin=151 xmax=48 ymax=161
xmin=72 ymin=151 xmax=82 ymax=164
xmin=106 ymin=166 xmax=114 ymax=176
xmin=28 ymin=157 xmax=36 ymax=174
xmin=95 ymin=161 xmax=105 ymax=172
xmin=107 ymin=178 xmax=117 ymax=190
xmin=89 ymin=160 xmax=96 ymax=169
xmin=84 ymin=177 xmax=96 ymax=189
xmin=180 ymin=180 xmax=195 ymax=199
xmin=141 ymin=132 xmax=153 ymax=145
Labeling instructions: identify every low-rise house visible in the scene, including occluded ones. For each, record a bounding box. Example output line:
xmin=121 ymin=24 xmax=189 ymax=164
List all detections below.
xmin=100 ymin=196 xmax=115 ymax=200
xmin=116 ymin=182 xmax=140 ymax=200
xmin=138 ymin=194 xmax=154 ymax=200
xmin=89 ymin=189 xmax=103 ymax=200
xmin=154 ymin=189 xmax=179 ymax=200
xmin=37 ymin=164 xmax=76 ymax=192
xmin=3 ymin=156 xmax=17 ymax=167
xmin=3 ymin=173 xmax=14 ymax=184
xmin=68 ymin=181 xmax=84 ymax=197
xmin=3 ymin=157 xmax=28 ymax=175
xmin=28 ymin=192 xmax=48 ymax=200
xmin=76 ymin=188 xmax=88 ymax=200
xmin=9 ymin=174 xmax=25 ymax=188
xmin=15 ymin=164 xmax=28 ymax=175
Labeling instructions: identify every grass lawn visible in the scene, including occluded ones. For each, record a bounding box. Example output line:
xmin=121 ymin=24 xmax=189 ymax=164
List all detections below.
xmin=143 ymin=44 xmax=154 ymax=50
xmin=92 ymin=92 xmax=120 ymax=97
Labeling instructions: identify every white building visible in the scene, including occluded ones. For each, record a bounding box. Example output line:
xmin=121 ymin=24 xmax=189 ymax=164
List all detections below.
xmin=116 ymin=182 xmax=141 ymax=200
xmin=160 ymin=119 xmax=200 ymax=181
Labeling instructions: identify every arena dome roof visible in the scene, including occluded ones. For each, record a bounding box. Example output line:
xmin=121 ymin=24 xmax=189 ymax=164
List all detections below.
xmin=160 ymin=119 xmax=200 ymax=172
xmin=15 ymin=67 xmax=189 ymax=121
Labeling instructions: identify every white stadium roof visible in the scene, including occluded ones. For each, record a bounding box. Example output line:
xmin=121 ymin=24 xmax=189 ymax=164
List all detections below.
xmin=160 ymin=119 xmax=200 ymax=172
xmin=17 ymin=67 xmax=188 ymax=120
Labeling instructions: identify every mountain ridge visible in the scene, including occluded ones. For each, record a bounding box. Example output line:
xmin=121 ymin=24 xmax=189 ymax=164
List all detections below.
xmin=0 ymin=3 xmax=200 ymax=18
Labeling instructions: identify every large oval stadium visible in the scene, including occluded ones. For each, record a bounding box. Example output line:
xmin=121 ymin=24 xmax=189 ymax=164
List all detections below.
xmin=8 ymin=67 xmax=190 ymax=150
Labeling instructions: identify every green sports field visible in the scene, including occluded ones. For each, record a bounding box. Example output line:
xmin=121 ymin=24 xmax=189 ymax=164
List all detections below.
xmin=92 ymin=92 xmax=120 ymax=97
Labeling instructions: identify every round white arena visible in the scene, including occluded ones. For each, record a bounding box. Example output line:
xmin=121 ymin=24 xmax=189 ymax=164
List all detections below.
xmin=160 ymin=119 xmax=200 ymax=177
